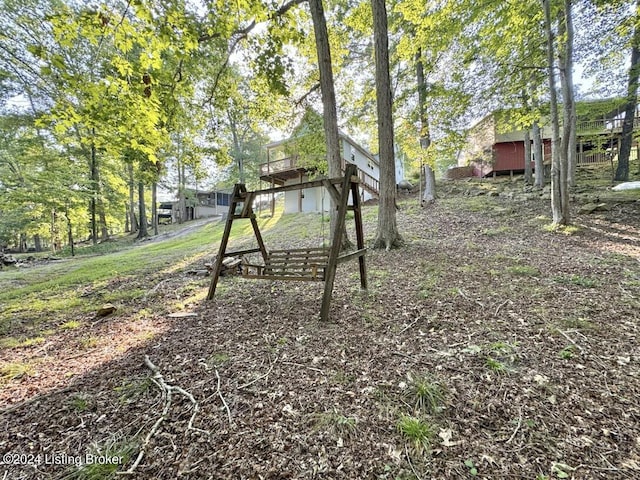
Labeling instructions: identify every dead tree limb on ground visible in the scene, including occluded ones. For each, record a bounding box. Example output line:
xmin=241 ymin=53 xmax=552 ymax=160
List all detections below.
xmin=118 ymin=355 xmax=208 ymax=475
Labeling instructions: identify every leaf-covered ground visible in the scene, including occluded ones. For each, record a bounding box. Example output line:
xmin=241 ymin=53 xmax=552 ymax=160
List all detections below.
xmin=1 ymin=179 xmax=640 ymax=480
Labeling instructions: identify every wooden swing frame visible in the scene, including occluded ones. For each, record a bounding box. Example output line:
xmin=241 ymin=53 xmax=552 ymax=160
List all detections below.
xmin=207 ymin=163 xmax=367 ymax=321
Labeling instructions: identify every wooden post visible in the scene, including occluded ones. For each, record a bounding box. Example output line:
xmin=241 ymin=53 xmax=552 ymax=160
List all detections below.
xmin=298 ymin=171 xmax=303 ymax=212
xmin=579 ymin=140 xmax=583 ymax=166
xmin=270 ymin=179 xmax=275 ymax=217
xmin=249 ymin=213 xmax=269 ymax=264
xmin=351 ymin=180 xmax=367 ymax=290
xmin=320 ymin=164 xmax=356 ymax=321
xmin=207 ymin=184 xmax=242 ymax=300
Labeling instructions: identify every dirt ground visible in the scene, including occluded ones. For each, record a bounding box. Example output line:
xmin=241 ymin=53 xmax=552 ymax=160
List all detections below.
xmin=1 ymin=181 xmax=639 ymax=480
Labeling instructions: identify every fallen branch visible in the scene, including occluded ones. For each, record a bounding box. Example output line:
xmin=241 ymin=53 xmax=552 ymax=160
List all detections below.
xmin=494 ymin=300 xmax=510 ymax=317
xmin=398 ymin=319 xmax=419 ymax=334
xmin=505 ymin=407 xmax=522 ymax=444
xmin=281 ymin=361 xmax=325 ymax=374
xmin=64 ymin=349 xmax=98 ymax=361
xmin=118 ymin=355 xmax=207 ymax=476
xmin=457 ymin=288 xmax=485 ymax=308
xmin=557 ymin=330 xmax=585 ymax=353
xmin=0 ymin=387 xmax=74 ymax=416
xmin=598 ymin=453 xmax=619 ymax=472
xmin=143 ymin=279 xmax=170 ymax=300
xmin=215 ymin=368 xmax=232 ymax=425
xmin=237 ymin=356 xmax=278 ymax=389
xmin=404 ymin=443 xmax=425 ymax=480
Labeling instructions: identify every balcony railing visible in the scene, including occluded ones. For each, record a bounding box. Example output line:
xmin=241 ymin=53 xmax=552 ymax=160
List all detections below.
xmin=543 ymin=150 xmax=611 ymax=165
xmin=576 ymin=116 xmax=640 ymax=133
xmin=260 ymin=156 xmax=380 ymax=196
xmin=577 ymin=152 xmax=610 ymax=165
xmin=260 ymin=155 xmax=300 ymax=176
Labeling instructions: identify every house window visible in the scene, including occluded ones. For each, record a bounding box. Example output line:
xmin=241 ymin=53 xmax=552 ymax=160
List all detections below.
xmin=216 ymin=192 xmax=230 ymax=206
xmin=351 ymin=153 xmax=355 ymax=162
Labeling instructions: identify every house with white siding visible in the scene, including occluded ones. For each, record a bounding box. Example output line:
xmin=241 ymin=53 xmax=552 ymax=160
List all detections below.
xmin=261 ymin=132 xmax=382 ymax=213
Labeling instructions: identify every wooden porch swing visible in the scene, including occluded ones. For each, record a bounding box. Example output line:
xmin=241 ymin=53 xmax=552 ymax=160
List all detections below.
xmin=206 ymin=163 xmax=367 ymax=321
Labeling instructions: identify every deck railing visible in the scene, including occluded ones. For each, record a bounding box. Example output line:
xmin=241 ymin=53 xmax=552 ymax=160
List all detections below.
xmin=357 ymin=169 xmax=379 ymax=195
xmin=576 ymin=151 xmax=610 ymax=165
xmin=260 ymin=156 xmax=299 ymax=176
xmin=260 ymin=156 xmax=380 ymax=196
xmin=544 ymin=151 xmax=611 ymax=165
xmin=576 ymin=116 xmax=640 ymax=133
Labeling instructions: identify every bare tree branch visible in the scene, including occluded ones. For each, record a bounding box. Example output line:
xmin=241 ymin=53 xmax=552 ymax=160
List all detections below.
xmin=199 ymin=0 xmax=307 ymax=106
xmin=295 ymin=83 xmax=321 ymax=106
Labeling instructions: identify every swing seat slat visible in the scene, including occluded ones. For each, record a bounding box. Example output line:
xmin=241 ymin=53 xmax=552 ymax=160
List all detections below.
xmin=269 ymin=248 xmax=329 ymax=260
xmin=241 ymin=248 xmax=329 ymax=281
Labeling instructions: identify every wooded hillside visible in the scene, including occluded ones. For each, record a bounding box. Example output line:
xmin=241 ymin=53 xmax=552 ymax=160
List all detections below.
xmin=1 ymin=0 xmax=639 ymax=250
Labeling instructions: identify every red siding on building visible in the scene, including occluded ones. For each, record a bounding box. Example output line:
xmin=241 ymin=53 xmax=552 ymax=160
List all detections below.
xmin=471 ymin=139 xmax=551 ymax=177
xmin=494 ymin=142 xmax=525 ymax=171
xmin=493 ymin=141 xmax=550 ymax=173
xmin=544 ymin=140 xmax=552 ymax=164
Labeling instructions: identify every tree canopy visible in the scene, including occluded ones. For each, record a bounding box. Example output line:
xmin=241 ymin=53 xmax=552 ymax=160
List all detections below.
xmin=0 ymin=0 xmax=635 ymax=249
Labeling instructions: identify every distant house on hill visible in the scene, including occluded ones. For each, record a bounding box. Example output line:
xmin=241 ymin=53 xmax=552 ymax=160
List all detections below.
xmin=260 ymin=109 xmax=404 ymax=214
xmin=158 ymin=188 xmax=232 ymax=224
xmin=459 ymin=99 xmax=640 ymax=178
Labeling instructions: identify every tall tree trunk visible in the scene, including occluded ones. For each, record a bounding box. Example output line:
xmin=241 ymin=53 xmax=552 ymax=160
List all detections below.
xmin=308 ymin=0 xmax=351 ymax=249
xmin=616 ymin=0 xmax=640 ymax=181
xmin=178 ymin=158 xmax=186 ymax=224
xmin=416 ymin=49 xmax=436 ymax=204
xmin=521 ymin=83 xmax=533 ymax=186
xmin=558 ymin=0 xmax=577 ymax=189
xmin=567 ymin=104 xmax=577 ymax=188
xmin=543 ymin=0 xmax=569 ymax=225
xmin=533 ymin=121 xmax=544 ymax=188
xmin=128 ymin=162 xmax=138 ymax=233
xmin=371 ymin=0 xmax=402 ymax=249
xmin=90 ymin=139 xmax=98 ymax=244
xmin=137 ymin=181 xmax=149 ymax=239
xmin=65 ymin=204 xmax=75 ymax=257
xmin=89 ymin=130 xmax=109 ymax=242
xmin=19 ymin=233 xmax=27 ymax=253
xmin=50 ymin=208 xmax=59 ymax=253
xmin=98 ymin=202 xmax=109 ymax=241
xmin=34 ymin=234 xmax=42 ymax=252
xmin=152 ymin=181 xmax=158 ymax=236
xmin=524 ymin=129 xmax=533 ymax=185
xmin=424 ymin=167 xmax=436 ymax=202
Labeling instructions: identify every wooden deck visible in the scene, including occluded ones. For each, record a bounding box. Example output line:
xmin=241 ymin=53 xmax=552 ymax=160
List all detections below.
xmin=259 ymin=157 xmax=379 ymax=196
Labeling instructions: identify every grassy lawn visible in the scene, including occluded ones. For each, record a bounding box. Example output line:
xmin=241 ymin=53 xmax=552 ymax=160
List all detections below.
xmin=0 ymin=202 xmax=301 ymax=342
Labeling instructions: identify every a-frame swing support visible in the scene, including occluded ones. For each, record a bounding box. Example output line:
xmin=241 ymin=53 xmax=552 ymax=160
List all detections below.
xmin=207 ymin=164 xmax=367 ymax=322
